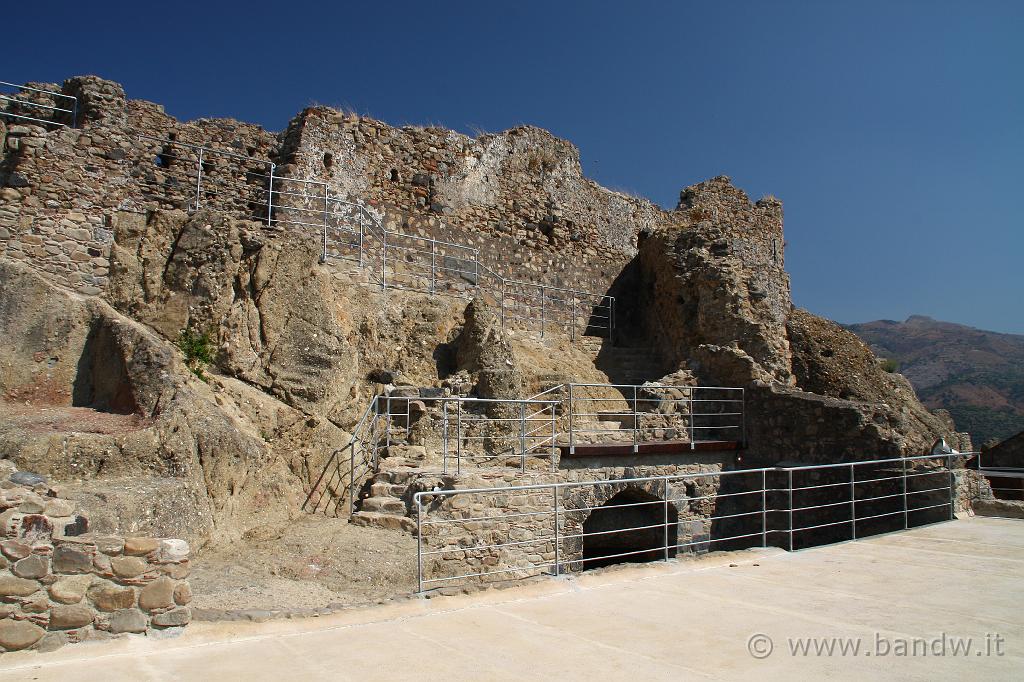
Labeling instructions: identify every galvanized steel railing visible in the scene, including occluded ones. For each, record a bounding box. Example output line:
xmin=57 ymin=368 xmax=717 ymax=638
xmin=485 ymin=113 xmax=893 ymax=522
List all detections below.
xmin=564 ymin=383 xmax=744 ymax=453
xmin=973 ymin=452 xmax=1024 ymax=500
xmin=413 ymin=452 xmax=968 ymax=591
xmin=304 ymin=382 xmax=747 ymax=515
xmin=0 ymin=80 xmax=77 ymax=128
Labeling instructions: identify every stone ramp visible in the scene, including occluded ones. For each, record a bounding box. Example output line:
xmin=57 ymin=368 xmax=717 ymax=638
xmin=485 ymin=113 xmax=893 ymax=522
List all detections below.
xmin=1 ymin=516 xmax=1020 ymax=680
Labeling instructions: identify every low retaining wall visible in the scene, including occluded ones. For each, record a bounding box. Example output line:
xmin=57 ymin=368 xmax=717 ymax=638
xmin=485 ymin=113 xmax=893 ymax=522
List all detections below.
xmin=0 ymin=466 xmax=191 ymax=653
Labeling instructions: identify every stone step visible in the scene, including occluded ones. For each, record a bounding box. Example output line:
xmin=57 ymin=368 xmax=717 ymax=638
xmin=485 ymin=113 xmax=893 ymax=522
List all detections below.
xmin=350 ymin=511 xmax=416 ymax=534
xmin=360 ymin=496 xmax=407 ymax=514
xmin=370 ymin=481 xmax=408 ymax=498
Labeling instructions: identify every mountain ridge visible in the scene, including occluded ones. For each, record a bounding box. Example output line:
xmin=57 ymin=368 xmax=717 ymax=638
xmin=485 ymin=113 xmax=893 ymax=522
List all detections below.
xmin=845 ymin=315 xmax=1024 ymax=446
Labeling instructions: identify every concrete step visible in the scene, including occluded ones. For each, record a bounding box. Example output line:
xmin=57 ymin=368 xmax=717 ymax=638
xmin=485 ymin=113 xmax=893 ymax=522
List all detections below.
xmin=350 ymin=511 xmax=416 ymax=534
xmin=360 ymin=496 xmax=407 ymax=514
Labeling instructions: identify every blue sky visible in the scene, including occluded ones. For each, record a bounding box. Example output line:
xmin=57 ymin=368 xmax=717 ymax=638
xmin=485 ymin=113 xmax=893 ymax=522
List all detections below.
xmin=8 ymin=1 xmax=1023 ymax=333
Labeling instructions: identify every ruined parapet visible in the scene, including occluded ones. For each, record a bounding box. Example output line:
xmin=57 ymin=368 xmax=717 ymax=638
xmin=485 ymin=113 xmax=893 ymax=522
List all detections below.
xmin=639 ymin=176 xmax=793 ymax=386
xmin=0 ymin=466 xmax=192 ymax=653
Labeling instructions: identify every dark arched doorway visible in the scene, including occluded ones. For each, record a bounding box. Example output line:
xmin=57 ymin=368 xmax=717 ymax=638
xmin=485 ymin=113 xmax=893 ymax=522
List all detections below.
xmin=582 ymin=488 xmax=678 ymax=570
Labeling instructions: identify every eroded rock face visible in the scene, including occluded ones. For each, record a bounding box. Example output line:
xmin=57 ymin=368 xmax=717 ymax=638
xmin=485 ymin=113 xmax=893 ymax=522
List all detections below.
xmin=455 ymin=298 xmax=523 ymax=400
xmin=638 ymin=177 xmax=793 ymax=386
xmin=0 ymin=257 xmax=344 ymax=546
xmin=108 ymin=209 xmax=359 ymax=417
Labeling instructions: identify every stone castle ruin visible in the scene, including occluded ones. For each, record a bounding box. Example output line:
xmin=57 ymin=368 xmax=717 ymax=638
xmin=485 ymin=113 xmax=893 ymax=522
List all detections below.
xmin=0 ymin=76 xmax=987 ymax=650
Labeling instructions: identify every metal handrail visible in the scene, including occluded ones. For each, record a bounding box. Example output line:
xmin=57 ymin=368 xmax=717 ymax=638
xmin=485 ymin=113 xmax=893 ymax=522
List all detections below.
xmin=413 ymin=452 xmax=970 ymax=591
xmin=1 ymin=80 xmax=78 ymax=128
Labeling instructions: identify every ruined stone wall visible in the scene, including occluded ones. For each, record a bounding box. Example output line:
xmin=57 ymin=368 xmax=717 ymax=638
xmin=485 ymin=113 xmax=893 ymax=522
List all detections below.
xmin=1 ymin=76 xmax=279 ymax=294
xmin=415 ymin=462 xmax=727 ymax=587
xmin=2 ymin=77 xmax=666 ymax=301
xmin=0 ymin=466 xmax=191 ymax=653
xmin=638 ymin=177 xmax=793 ymax=382
xmin=276 ymin=108 xmax=666 ymax=295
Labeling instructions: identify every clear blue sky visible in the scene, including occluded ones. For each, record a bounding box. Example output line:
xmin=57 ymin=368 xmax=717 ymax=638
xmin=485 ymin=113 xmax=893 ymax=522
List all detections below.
xmin=8 ymin=1 xmax=1023 ymax=333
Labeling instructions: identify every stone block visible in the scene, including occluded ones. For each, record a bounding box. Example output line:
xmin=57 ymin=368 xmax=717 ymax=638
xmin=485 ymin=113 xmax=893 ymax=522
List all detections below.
xmin=0 ymin=574 xmax=40 ymax=597
xmin=111 ymin=555 xmax=148 ymax=578
xmin=49 ymin=574 xmax=93 ymax=604
xmin=12 ymin=553 xmax=48 ymax=579
xmin=157 ymin=539 xmax=189 ymax=563
xmin=173 ymin=581 xmax=192 ymax=605
xmin=52 ymin=545 xmax=92 ymax=573
xmin=49 ymin=604 xmax=95 ymax=629
xmin=152 ymin=607 xmax=191 ymax=627
xmin=138 ymin=576 xmax=175 ymax=611
xmin=123 ymin=537 xmax=159 ymax=556
xmin=87 ymin=580 xmax=136 ymax=611
xmin=0 ymin=619 xmax=45 ymax=650
xmin=109 ymin=608 xmax=147 ymax=634
xmin=0 ymin=539 xmax=31 ymax=561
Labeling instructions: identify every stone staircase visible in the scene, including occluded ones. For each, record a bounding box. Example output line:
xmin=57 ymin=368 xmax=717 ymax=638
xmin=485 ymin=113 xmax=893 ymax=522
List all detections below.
xmin=348 ymin=445 xmax=440 ymax=534
xmin=580 ymin=337 xmax=665 ymax=385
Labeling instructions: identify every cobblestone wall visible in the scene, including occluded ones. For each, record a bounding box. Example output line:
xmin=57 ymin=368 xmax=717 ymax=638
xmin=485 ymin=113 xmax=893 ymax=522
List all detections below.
xmin=414 ymin=463 xmax=727 ymax=587
xmin=0 ymin=465 xmax=191 ymax=653
xmin=2 ymin=76 xmax=666 ymax=300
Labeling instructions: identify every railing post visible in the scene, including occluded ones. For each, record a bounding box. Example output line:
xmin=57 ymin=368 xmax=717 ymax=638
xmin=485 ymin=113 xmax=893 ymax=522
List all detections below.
xmin=540 ymin=287 xmax=546 ymax=338
xmin=549 ymin=402 xmax=556 ymax=472
xmin=456 ymin=399 xmax=462 ymax=476
xmin=442 ymin=400 xmax=449 ymax=475
xmin=71 ymin=98 xmax=78 ymax=129
xmin=321 ymin=182 xmax=329 ymax=263
xmin=902 ymin=455 xmax=908 ymax=529
xmin=474 ymin=251 xmax=480 ymax=297
xmin=741 ymin=389 xmax=747 ymax=447
xmin=349 ymin=442 xmax=356 ymax=515
xmin=358 ymin=212 xmax=364 ymax=267
xmin=761 ymin=469 xmax=767 ymax=547
xmin=194 ymin=148 xmax=204 ymax=212
xmin=610 ymin=297 xmax=616 ymax=345
xmin=266 ymin=163 xmax=274 ymax=227
xmin=385 ymin=396 xmax=392 ymax=451
xmin=663 ymin=477 xmax=670 ymax=561
xmin=689 ymin=388 xmax=696 ymax=447
xmin=948 ymin=454 xmax=956 ymax=520
xmin=381 ymin=229 xmax=388 ymax=290
xmin=500 ymin=278 xmax=506 ymax=330
xmin=570 ymin=292 xmax=576 ymax=342
xmin=430 ymin=240 xmax=436 ymax=294
xmin=849 ymin=463 xmax=857 ymax=541
xmin=568 ymin=384 xmax=575 ymax=455
xmin=787 ymin=469 xmax=794 ymax=551
xmin=552 ymin=486 xmax=560 ymax=576
xmin=632 ymin=385 xmax=639 ymax=454
xmin=519 ymin=402 xmax=527 ymax=472
xmin=416 ymin=496 xmax=423 ymax=593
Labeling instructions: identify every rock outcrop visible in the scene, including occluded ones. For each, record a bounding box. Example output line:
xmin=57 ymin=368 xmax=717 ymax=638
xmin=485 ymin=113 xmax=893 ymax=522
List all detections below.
xmin=455 ymin=298 xmax=523 ymax=400
xmin=638 ymin=177 xmax=793 ymax=387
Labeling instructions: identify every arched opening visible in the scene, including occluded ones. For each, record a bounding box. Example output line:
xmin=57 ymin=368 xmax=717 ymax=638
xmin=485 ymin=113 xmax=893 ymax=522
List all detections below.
xmin=582 ymin=488 xmax=677 ymax=570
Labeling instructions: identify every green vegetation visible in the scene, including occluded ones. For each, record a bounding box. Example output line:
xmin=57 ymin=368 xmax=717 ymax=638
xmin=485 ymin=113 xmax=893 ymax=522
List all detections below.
xmin=177 ymin=328 xmax=215 ymax=381
xmin=945 ymin=405 xmax=1024 ymax=448
xmin=879 ymin=358 xmax=899 ymax=373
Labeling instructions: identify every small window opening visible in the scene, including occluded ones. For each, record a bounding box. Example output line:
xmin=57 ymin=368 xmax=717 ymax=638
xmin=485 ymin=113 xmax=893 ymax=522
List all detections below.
xmin=323 ymin=152 xmax=334 ymax=169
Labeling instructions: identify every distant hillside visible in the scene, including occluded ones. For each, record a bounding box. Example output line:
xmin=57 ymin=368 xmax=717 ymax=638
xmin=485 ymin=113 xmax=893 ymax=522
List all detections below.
xmin=846 ymin=315 xmax=1024 ymax=447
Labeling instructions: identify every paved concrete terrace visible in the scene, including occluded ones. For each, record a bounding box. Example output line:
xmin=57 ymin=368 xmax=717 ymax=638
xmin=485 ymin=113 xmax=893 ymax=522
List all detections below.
xmin=1 ymin=516 xmax=1021 ymax=681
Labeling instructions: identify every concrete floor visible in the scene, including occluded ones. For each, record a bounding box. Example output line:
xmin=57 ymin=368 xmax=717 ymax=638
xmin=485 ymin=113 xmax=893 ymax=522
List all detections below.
xmin=1 ymin=516 xmax=1021 ymax=681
